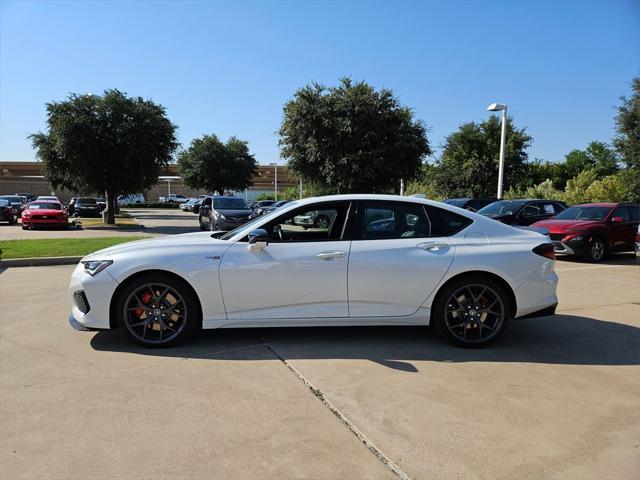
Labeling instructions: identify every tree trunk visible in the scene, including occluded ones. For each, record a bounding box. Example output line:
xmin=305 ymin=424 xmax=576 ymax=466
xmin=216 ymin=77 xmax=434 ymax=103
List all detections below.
xmin=105 ymin=191 xmax=116 ymax=224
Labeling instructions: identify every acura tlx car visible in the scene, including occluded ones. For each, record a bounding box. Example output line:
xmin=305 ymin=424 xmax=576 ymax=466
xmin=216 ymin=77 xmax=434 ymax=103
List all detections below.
xmin=68 ymin=194 xmax=558 ymax=348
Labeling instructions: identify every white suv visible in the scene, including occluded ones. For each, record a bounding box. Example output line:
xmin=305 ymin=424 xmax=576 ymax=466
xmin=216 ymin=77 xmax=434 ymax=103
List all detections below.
xmin=117 ymin=193 xmax=145 ymax=205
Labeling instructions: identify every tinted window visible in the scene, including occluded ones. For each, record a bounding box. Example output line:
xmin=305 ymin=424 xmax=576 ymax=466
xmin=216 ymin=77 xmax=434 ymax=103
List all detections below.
xmin=555 ymin=206 xmax=610 ymax=220
xmin=538 ymin=202 xmax=557 ymax=215
xmin=612 ymin=206 xmax=631 ymax=222
xmin=263 ymin=202 xmax=349 ymax=242
xmin=0 ymin=196 xmax=22 ymax=203
xmin=478 ymin=200 xmax=526 ymax=216
xmin=627 ymin=205 xmax=640 ymax=221
xmin=357 ymin=202 xmax=431 ymax=240
xmin=213 ymin=198 xmax=246 ymax=209
xmin=29 ymin=202 xmax=62 ymax=210
xmin=427 ymin=206 xmax=473 ymax=236
xmin=77 ymin=197 xmax=96 ymax=205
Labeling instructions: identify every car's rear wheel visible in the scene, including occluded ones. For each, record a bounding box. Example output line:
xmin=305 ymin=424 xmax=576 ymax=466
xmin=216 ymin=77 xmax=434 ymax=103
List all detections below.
xmin=116 ymin=273 xmax=200 ymax=347
xmin=432 ymin=276 xmax=511 ymax=347
xmin=583 ymin=238 xmax=605 ymax=263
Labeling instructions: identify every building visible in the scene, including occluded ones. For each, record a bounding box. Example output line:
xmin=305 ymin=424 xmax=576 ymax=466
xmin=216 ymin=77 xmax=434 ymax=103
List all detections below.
xmin=0 ymin=161 xmax=296 ymax=202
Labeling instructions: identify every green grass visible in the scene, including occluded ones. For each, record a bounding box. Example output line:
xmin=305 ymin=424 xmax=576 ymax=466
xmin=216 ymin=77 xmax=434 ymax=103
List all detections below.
xmin=0 ymin=236 xmax=150 ymax=260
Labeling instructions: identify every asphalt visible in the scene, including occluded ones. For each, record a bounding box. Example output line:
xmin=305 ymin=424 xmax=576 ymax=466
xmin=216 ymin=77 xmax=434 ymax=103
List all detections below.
xmin=0 ymin=208 xmax=199 ymax=240
xmin=0 ymin=255 xmax=638 ymax=479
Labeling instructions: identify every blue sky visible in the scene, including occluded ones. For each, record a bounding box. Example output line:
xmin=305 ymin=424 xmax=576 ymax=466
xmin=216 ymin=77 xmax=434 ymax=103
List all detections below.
xmin=1 ymin=0 xmax=638 ymax=165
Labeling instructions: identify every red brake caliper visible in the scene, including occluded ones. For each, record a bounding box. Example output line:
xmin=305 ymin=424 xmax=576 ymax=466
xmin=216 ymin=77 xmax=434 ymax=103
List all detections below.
xmin=135 ymin=291 xmax=154 ymax=318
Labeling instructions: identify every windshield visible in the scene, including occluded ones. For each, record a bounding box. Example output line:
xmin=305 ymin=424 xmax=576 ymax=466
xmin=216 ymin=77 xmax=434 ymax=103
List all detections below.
xmin=0 ymin=195 xmax=22 ymax=203
xmin=77 ymin=197 xmax=96 ymax=205
xmin=444 ymin=199 xmax=468 ymax=207
xmin=478 ymin=200 xmax=526 ymax=216
xmin=0 ymin=199 xmax=8 ymax=206
xmin=219 ymin=201 xmax=299 ymax=240
xmin=213 ymin=198 xmax=247 ymax=209
xmin=554 ymin=205 xmax=611 ymax=221
xmin=29 ymin=202 xmax=62 ymax=210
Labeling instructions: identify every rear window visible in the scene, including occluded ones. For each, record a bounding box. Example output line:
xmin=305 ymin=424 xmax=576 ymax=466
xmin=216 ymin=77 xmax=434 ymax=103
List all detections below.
xmin=426 ymin=206 xmax=473 ymax=236
xmin=77 ymin=198 xmax=96 ymax=205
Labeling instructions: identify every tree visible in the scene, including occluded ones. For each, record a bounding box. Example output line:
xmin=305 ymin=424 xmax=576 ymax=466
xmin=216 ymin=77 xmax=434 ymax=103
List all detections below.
xmin=564 ymin=141 xmax=618 ymax=180
xmin=614 ymin=75 xmax=640 ymax=168
xmin=30 ymin=90 xmax=178 ymax=223
xmin=279 ymin=78 xmax=430 ymax=193
xmin=563 ymin=169 xmax=598 ymax=205
xmin=177 ymin=135 xmax=257 ymax=195
xmin=435 ymin=116 xmax=531 ymax=197
xmin=585 ymin=175 xmax=625 ymax=202
xmin=614 ymin=75 xmax=640 ymax=202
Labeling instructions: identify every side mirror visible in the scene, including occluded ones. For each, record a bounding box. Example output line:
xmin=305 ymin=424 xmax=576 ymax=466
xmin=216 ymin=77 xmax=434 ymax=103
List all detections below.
xmin=610 ymin=216 xmax=624 ymax=223
xmin=248 ymin=228 xmax=269 ymax=252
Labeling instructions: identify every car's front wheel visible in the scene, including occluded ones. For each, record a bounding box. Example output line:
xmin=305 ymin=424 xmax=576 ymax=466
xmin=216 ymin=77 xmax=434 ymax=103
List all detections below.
xmin=116 ymin=273 xmax=200 ymax=347
xmin=583 ymin=238 xmax=606 ymax=263
xmin=432 ymin=275 xmax=511 ymax=347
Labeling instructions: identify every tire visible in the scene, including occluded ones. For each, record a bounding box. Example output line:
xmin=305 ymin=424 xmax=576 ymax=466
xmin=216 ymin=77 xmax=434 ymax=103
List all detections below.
xmin=583 ymin=238 xmax=606 ymax=263
xmin=314 ymin=214 xmax=330 ymax=229
xmin=8 ymin=215 xmax=15 ymax=225
xmin=116 ymin=273 xmax=200 ymax=347
xmin=21 ymin=224 xmax=28 ymax=230
xmin=431 ymin=275 xmax=512 ymax=348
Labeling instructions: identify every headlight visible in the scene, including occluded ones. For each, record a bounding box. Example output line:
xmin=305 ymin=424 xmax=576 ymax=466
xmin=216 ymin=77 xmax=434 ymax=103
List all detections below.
xmin=82 ymin=260 xmax=113 ymax=276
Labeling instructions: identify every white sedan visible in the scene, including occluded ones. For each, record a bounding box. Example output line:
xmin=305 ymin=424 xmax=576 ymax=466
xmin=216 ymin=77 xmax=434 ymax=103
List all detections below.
xmin=68 ymin=194 xmax=558 ymax=348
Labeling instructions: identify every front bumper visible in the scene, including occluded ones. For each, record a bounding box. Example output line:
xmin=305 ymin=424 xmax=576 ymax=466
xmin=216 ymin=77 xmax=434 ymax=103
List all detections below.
xmin=68 ymin=261 xmax=119 ymax=330
xmin=214 ymin=219 xmax=250 ymax=231
xmin=553 ymin=237 xmax=587 ymax=257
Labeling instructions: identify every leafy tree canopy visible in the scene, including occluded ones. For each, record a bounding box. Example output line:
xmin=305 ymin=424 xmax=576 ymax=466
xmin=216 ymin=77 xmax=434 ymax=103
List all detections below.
xmin=614 ymin=75 xmax=640 ymax=168
xmin=30 ymin=89 xmax=178 ymax=223
xmin=177 ymin=134 xmax=257 ymax=195
xmin=279 ymin=78 xmax=430 ymax=193
xmin=563 ymin=141 xmax=618 ymax=179
xmin=435 ymin=116 xmax=531 ymax=198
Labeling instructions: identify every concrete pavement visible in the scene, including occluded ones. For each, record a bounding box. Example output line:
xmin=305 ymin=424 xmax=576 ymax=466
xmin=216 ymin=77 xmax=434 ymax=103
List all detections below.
xmin=0 ymin=257 xmax=638 ymax=479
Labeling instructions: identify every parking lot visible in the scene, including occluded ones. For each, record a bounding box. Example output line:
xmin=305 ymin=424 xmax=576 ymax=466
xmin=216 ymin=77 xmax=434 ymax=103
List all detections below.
xmin=0 ymin=208 xmax=198 ymax=240
xmin=1 ymin=238 xmax=638 ymax=479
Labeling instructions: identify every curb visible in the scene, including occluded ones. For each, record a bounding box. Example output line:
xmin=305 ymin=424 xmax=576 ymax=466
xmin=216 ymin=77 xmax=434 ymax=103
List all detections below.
xmin=0 ymin=256 xmax=82 ymax=268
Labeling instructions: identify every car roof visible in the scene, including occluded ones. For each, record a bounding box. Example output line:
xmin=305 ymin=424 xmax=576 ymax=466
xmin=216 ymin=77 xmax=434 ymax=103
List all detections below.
xmin=574 ymin=202 xmax=618 ymax=207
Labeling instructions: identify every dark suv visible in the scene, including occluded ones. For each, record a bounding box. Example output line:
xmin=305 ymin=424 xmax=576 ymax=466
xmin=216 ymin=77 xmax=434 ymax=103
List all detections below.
xmin=532 ymin=203 xmax=640 ymax=262
xmin=443 ymin=198 xmax=497 ymax=212
xmin=199 ymin=196 xmax=254 ymax=231
xmin=477 ymin=199 xmax=567 ymax=226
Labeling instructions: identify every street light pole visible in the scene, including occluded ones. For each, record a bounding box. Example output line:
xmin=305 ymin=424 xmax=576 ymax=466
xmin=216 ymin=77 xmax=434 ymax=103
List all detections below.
xmin=269 ymin=162 xmax=278 ymax=201
xmin=486 ymin=103 xmax=508 ymax=199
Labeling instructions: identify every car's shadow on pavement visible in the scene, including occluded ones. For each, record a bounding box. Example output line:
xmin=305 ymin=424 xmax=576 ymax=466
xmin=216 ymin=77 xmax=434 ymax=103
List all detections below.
xmin=90 ymin=314 xmax=640 ymax=372
xmin=556 ymin=253 xmax=637 ymax=266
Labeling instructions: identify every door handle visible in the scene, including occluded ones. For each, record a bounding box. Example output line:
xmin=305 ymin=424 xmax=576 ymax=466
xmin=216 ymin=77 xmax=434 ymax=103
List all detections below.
xmin=315 ymin=251 xmax=346 ymax=260
xmin=417 ymin=242 xmax=448 ymax=251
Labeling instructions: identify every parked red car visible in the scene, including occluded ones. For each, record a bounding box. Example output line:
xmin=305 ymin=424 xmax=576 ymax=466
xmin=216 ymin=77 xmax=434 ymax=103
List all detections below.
xmin=21 ymin=200 xmax=69 ymax=230
xmin=532 ymin=203 xmax=640 ymax=262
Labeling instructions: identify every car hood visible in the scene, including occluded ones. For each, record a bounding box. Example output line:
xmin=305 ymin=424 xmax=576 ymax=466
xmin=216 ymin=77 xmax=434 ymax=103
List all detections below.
xmin=25 ymin=209 xmax=64 ymax=215
xmin=85 ymin=232 xmax=229 ymax=258
xmin=216 ymin=209 xmax=252 ymax=216
xmin=531 ymin=219 xmax=602 ymax=232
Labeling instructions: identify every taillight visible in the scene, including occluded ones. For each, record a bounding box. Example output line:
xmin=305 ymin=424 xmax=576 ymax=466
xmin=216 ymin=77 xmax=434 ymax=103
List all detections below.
xmin=533 ymin=243 xmax=555 ymax=260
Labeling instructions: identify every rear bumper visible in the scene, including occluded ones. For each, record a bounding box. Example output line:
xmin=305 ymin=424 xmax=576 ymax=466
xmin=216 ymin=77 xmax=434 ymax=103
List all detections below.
xmin=517 ymin=303 xmax=557 ymax=319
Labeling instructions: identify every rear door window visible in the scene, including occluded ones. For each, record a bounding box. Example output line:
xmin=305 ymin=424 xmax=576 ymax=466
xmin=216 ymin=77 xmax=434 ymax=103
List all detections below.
xmin=356 ymin=201 xmax=431 ymax=240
